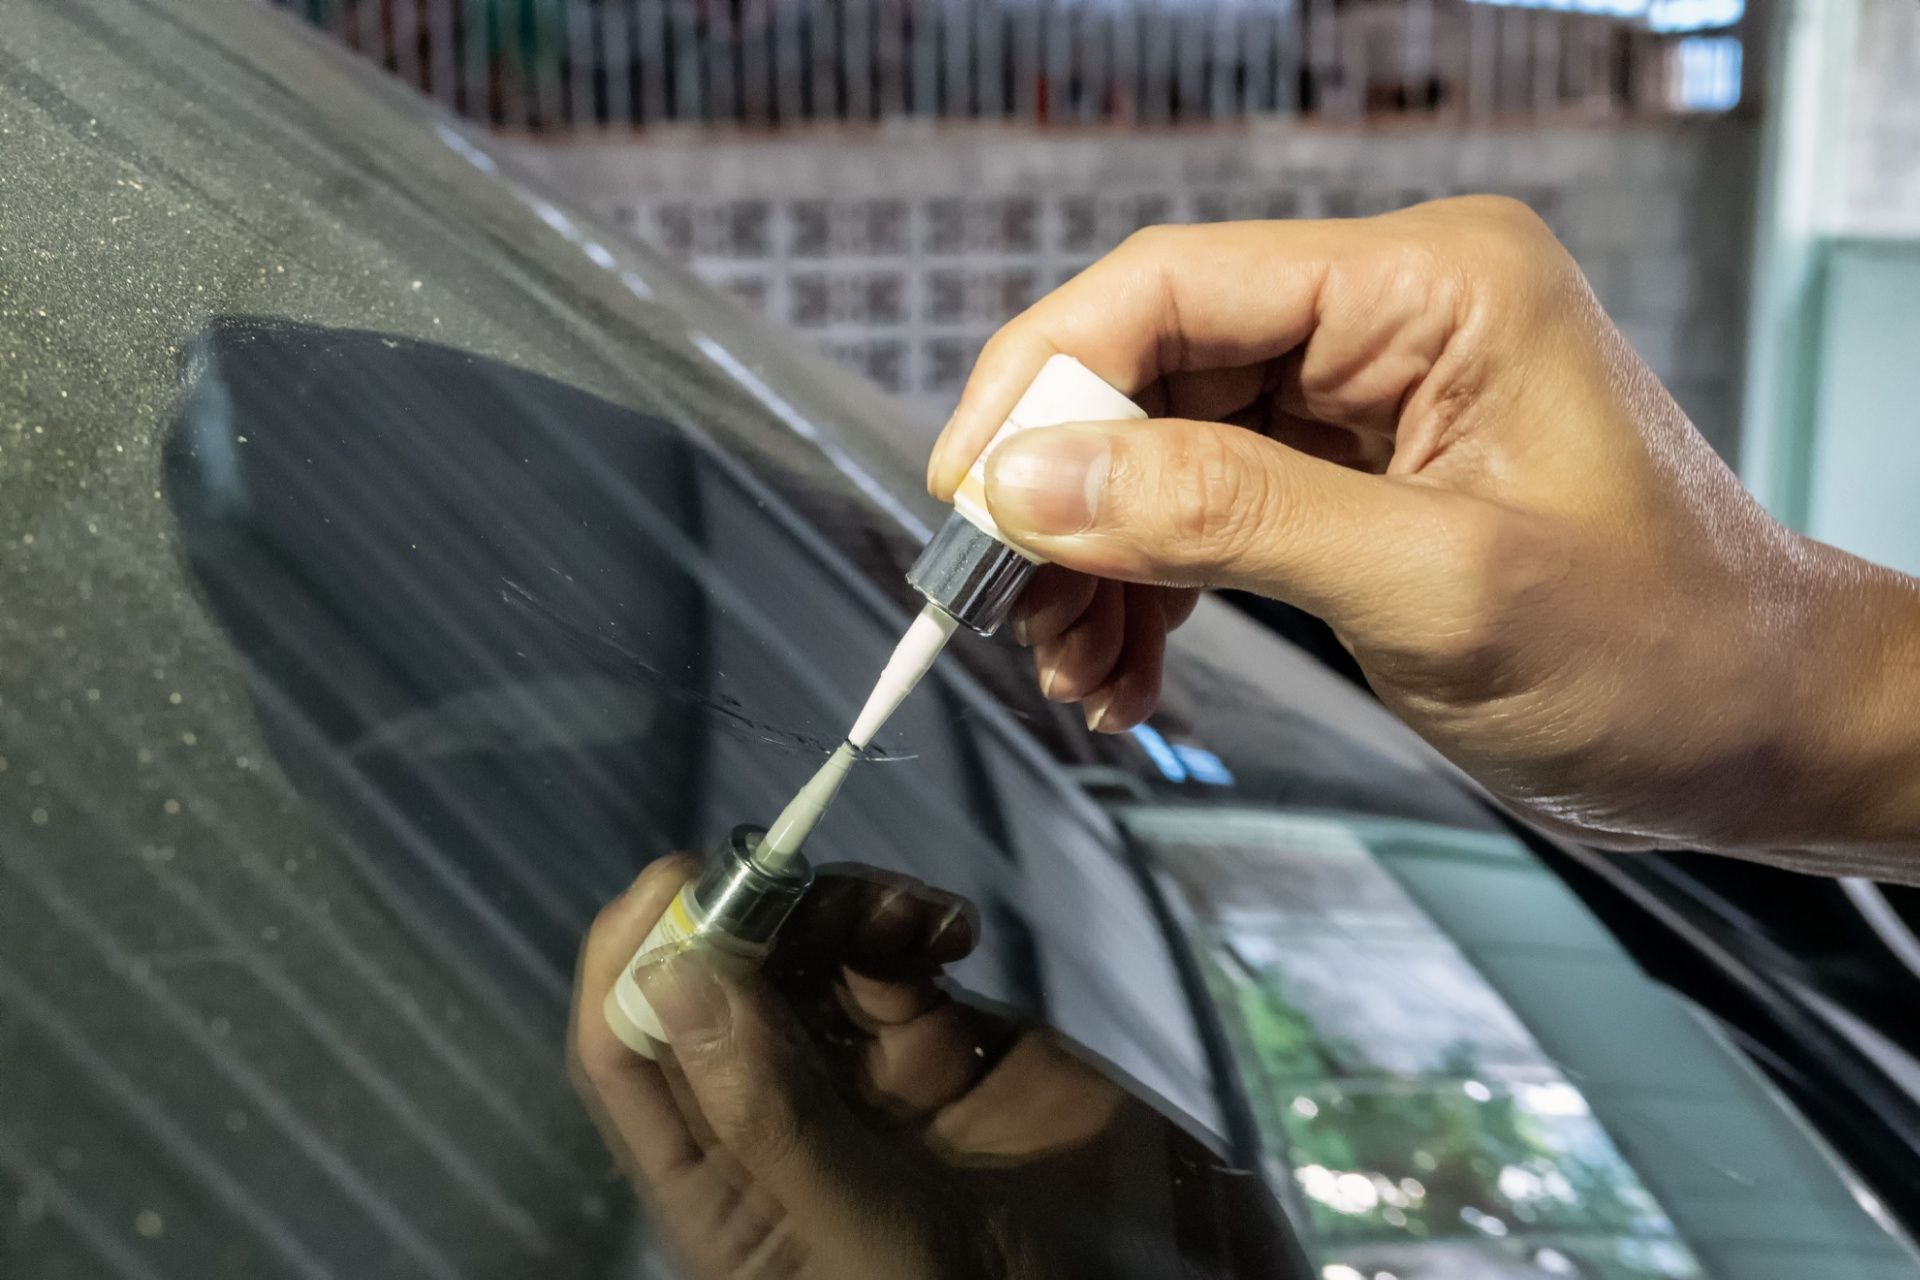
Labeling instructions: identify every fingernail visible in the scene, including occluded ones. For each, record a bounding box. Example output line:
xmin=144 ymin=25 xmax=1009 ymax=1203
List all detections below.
xmin=872 ymin=881 xmax=915 ymax=923
xmin=637 ymin=952 xmax=730 ymax=1043
xmin=1040 ymin=660 xmax=1062 ymax=700
xmin=1084 ymin=692 xmax=1113 ymax=733
xmin=1011 ymin=614 xmax=1031 ymax=647
xmin=985 ymin=428 xmax=1110 ymax=536
xmin=930 ymin=897 xmax=976 ymax=954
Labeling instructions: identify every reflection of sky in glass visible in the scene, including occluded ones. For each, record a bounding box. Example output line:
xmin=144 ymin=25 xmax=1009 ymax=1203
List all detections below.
xmin=1152 ymin=815 xmax=1706 ymax=1277
xmin=1218 ymin=934 xmax=1543 ymax=1079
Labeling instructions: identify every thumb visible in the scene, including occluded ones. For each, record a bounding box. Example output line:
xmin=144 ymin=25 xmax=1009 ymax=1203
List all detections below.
xmin=982 ymin=418 xmax=1458 ymax=624
xmin=638 ymin=950 xmax=881 ymax=1225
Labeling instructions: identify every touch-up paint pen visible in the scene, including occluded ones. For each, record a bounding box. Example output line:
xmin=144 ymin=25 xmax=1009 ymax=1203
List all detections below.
xmin=604 ymin=356 xmax=1144 ymax=1057
xmin=906 ymin=353 xmax=1146 ymax=638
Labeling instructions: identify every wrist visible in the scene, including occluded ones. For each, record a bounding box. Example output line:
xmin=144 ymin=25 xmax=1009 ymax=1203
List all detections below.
xmin=1826 ymin=560 xmax=1920 ymax=849
xmin=1765 ymin=541 xmax=1920 ymax=856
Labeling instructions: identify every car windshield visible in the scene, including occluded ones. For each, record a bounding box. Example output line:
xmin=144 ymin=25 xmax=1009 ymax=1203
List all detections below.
xmin=2 ymin=4 xmax=1915 ymax=1280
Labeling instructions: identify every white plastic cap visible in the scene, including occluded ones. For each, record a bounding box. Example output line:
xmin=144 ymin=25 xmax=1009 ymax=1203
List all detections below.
xmin=1006 ymin=355 xmax=1148 ymax=431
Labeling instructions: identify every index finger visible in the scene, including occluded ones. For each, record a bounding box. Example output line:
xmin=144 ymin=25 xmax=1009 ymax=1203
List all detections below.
xmin=927 ymin=219 xmax=1343 ymax=499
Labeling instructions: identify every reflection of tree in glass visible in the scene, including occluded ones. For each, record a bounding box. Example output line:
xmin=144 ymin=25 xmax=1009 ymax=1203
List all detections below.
xmin=1282 ymin=1058 xmax=1664 ymax=1243
xmin=1195 ymin=938 xmax=1354 ymax=1161
xmin=1199 ymin=941 xmax=1355 ymax=1081
xmin=1197 ymin=939 xmax=1677 ymax=1252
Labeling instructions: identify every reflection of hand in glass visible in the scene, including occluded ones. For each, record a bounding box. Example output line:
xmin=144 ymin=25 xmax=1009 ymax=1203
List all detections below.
xmin=571 ymin=859 xmax=1303 ymax=1279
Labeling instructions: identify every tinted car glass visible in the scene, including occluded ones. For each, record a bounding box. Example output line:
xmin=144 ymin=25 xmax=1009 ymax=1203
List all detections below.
xmin=1121 ymin=805 xmax=1920 ymax=1278
xmin=3 ymin=4 xmax=1917 ymax=1280
xmin=1 ymin=5 xmax=1218 ymax=1275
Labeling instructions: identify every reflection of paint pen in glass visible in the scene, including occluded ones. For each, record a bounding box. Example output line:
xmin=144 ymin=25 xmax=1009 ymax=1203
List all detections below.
xmin=602 ymin=657 xmax=938 ymax=1056
xmin=602 ymin=726 xmax=895 ymax=1054
xmin=605 ymin=356 xmax=1142 ymax=1056
xmin=603 ymin=823 xmax=811 ymax=1057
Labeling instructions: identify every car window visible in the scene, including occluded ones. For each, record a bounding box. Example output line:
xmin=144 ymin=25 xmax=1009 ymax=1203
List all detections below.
xmin=1 ymin=6 xmax=1216 ymax=1275
xmin=3 ymin=4 xmax=1917 ymax=1280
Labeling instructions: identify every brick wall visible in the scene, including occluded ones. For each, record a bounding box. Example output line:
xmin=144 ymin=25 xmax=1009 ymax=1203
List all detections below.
xmin=500 ymin=116 xmax=1757 ymax=458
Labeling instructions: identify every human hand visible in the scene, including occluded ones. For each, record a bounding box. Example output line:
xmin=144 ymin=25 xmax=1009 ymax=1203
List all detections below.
xmin=570 ymin=857 xmax=1301 ymax=1280
xmin=928 ymin=199 xmax=1920 ymax=861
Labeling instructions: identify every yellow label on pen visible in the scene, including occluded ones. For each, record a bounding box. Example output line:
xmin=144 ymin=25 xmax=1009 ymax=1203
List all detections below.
xmin=627 ymin=886 xmax=701 ymax=979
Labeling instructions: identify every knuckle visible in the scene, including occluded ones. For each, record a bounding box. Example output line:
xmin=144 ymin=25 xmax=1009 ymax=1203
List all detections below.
xmin=1468 ymin=198 xmax=1569 ymax=273
xmin=1462 ymin=193 xmax=1548 ymax=233
xmin=1381 ymin=239 xmax=1461 ymax=318
xmin=1143 ymin=429 xmax=1278 ymax=580
xmin=1116 ymin=222 xmax=1185 ymax=264
xmin=575 ymin=1039 xmax=622 ymax=1093
xmin=1408 ymin=195 xmax=1573 ymax=312
xmin=1416 ymin=193 xmax=1556 ymax=253
xmin=972 ymin=322 xmax=1023 ymax=368
xmin=571 ymin=1014 xmax=630 ymax=1092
